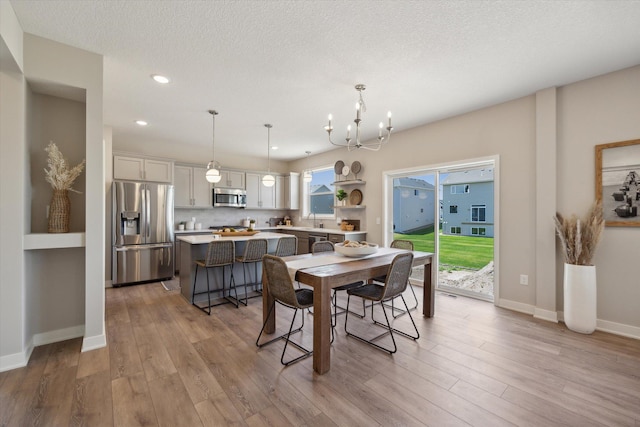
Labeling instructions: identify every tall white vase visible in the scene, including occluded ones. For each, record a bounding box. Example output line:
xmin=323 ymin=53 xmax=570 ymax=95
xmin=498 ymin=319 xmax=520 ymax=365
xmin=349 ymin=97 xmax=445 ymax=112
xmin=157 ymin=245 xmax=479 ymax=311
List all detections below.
xmin=563 ymin=263 xmax=597 ymax=334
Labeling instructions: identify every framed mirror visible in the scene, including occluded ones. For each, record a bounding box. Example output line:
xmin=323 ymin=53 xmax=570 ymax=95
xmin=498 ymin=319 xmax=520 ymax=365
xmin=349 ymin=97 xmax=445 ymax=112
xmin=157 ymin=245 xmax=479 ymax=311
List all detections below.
xmin=595 ymin=138 xmax=640 ymax=226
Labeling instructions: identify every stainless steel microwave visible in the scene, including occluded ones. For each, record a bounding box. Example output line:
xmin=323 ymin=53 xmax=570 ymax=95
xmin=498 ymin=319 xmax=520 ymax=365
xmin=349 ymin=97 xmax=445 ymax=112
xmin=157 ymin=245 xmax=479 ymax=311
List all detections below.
xmin=212 ymin=188 xmax=246 ymax=208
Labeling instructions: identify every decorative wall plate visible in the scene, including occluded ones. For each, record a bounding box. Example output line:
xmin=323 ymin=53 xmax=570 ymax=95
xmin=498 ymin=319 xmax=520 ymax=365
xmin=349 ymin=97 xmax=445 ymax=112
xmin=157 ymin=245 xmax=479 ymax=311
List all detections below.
xmin=342 ymin=165 xmax=350 ymax=177
xmin=334 ymin=160 xmax=345 ymax=174
xmin=349 ymin=189 xmax=363 ymax=205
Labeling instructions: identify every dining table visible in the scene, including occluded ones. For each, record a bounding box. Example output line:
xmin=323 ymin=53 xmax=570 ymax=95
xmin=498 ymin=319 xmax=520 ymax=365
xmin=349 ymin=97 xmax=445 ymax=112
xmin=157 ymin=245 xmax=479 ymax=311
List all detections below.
xmin=262 ymin=248 xmax=434 ymax=375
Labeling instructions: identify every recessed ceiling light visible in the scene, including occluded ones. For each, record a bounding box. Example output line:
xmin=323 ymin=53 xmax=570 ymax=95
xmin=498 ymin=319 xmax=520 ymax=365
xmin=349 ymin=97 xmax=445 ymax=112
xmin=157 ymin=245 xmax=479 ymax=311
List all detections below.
xmin=135 ymin=120 xmax=148 ymax=126
xmin=151 ymin=74 xmax=170 ymax=84
xmin=271 ymin=146 xmax=278 ymax=150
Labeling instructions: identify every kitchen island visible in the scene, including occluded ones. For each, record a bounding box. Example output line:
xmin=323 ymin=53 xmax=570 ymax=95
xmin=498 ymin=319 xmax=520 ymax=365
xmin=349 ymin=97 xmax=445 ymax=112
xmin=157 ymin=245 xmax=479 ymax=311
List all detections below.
xmin=177 ymin=232 xmax=285 ymax=304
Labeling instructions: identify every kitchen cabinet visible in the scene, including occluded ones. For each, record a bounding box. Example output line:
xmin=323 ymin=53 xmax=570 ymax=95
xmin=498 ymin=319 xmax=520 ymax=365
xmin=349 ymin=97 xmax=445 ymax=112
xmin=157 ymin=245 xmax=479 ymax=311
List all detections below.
xmin=114 ymin=155 xmax=173 ymax=182
xmin=279 ymin=229 xmax=309 ymax=254
xmin=174 ymin=165 xmax=211 ymax=208
xmin=246 ymin=172 xmax=276 ymax=209
xmin=280 ymin=172 xmax=300 ymax=210
xmin=215 ymin=169 xmax=245 ymax=189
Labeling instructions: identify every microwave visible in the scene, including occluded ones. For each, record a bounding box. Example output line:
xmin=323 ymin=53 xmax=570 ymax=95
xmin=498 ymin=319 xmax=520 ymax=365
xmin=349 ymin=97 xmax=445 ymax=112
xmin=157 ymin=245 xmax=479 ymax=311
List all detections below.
xmin=212 ymin=188 xmax=246 ymax=208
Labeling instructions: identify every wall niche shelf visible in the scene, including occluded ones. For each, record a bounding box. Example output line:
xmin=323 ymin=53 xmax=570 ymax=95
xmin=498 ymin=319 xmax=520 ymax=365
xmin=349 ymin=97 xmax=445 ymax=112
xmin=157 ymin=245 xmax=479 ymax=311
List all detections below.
xmin=332 ymin=205 xmax=366 ymax=209
xmin=24 ymin=232 xmax=86 ymax=250
xmin=332 ymin=180 xmax=365 ymax=186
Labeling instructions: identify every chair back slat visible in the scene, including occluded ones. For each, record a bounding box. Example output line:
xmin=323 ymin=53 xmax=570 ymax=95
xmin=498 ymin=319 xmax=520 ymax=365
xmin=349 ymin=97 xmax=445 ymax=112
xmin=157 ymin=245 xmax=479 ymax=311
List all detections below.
xmin=311 ymin=241 xmax=334 ymax=254
xmin=381 ymin=252 xmax=414 ymax=300
xmin=262 ymin=254 xmax=300 ymax=307
xmin=275 ymin=236 xmax=297 ymax=257
xmin=242 ymin=239 xmax=268 ymax=262
xmin=205 ymin=240 xmax=235 ymax=266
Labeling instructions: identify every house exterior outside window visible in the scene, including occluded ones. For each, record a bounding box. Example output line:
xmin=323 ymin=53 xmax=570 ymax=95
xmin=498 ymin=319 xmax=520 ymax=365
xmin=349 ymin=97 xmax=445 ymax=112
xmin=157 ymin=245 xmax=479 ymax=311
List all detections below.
xmin=441 ymin=169 xmax=494 ymax=237
xmin=392 ymin=177 xmax=435 ymax=233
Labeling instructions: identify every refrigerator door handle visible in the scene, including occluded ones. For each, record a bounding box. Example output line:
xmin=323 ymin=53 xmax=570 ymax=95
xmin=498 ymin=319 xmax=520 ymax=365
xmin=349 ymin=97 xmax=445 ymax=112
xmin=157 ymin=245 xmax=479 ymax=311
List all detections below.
xmin=146 ymin=188 xmax=151 ymax=238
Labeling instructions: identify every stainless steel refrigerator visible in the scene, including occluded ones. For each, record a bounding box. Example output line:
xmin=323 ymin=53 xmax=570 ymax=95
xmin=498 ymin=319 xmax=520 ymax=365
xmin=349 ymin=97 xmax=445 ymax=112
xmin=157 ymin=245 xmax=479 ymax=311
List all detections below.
xmin=112 ymin=181 xmax=174 ymax=286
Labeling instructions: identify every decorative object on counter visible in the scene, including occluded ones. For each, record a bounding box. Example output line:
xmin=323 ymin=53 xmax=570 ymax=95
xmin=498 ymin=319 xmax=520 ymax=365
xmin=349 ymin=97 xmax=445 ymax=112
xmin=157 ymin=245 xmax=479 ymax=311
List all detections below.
xmin=178 ymin=222 xmax=185 ymax=230
xmin=249 ymin=218 xmax=256 ymax=230
xmin=336 ymin=189 xmax=348 ymax=206
xmin=325 ymin=84 xmax=393 ymax=151
xmin=262 ymin=124 xmax=275 ymax=187
xmin=205 ymin=110 xmax=222 ymax=183
xmin=303 ymin=151 xmax=313 ymax=183
xmin=44 ymin=141 xmax=86 ymax=233
xmin=340 ymin=220 xmax=354 ymax=231
xmin=554 ymin=200 xmax=604 ymax=334
xmin=349 ymin=188 xmax=363 ymax=206
xmin=351 ymin=161 xmax=362 ymax=180
xmin=195 ymin=223 xmax=202 ymax=230
xmin=283 ymin=215 xmax=291 ymax=226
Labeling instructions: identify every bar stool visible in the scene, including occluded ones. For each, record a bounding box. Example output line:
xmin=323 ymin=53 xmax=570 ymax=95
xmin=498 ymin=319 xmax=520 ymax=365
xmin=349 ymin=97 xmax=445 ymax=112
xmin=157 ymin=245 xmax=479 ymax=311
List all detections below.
xmin=275 ymin=235 xmax=298 ymax=257
xmin=235 ymin=238 xmax=268 ymax=305
xmin=192 ymin=240 xmax=238 ymax=314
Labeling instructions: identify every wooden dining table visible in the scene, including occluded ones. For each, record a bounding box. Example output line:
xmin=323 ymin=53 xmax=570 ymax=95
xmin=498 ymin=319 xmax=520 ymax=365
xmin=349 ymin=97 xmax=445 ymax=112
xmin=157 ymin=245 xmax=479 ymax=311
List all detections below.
xmin=261 ymin=249 xmax=434 ymax=375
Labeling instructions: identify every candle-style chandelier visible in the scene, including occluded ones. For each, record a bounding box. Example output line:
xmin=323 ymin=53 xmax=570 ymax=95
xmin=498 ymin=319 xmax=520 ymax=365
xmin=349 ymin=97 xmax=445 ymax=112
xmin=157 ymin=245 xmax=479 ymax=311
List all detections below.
xmin=325 ymin=84 xmax=393 ymax=151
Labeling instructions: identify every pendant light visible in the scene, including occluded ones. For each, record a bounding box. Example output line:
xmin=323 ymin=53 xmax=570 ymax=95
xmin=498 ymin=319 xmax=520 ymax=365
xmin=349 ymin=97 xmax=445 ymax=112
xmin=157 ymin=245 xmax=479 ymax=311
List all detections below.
xmin=262 ymin=124 xmax=275 ymax=187
xmin=303 ymin=151 xmax=312 ymax=183
xmin=205 ymin=110 xmax=222 ymax=183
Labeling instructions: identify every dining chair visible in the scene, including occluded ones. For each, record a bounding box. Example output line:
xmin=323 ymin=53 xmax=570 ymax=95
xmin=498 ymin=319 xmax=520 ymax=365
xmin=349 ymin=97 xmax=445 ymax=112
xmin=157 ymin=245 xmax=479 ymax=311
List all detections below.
xmin=311 ymin=241 xmax=365 ymax=334
xmin=344 ymin=252 xmax=419 ymax=354
xmin=373 ymin=239 xmax=419 ymax=318
xmin=256 ymin=254 xmax=313 ymax=366
xmin=235 ymin=238 xmax=268 ymax=305
xmin=275 ymin=235 xmax=297 ymax=257
xmin=192 ymin=240 xmax=238 ymax=314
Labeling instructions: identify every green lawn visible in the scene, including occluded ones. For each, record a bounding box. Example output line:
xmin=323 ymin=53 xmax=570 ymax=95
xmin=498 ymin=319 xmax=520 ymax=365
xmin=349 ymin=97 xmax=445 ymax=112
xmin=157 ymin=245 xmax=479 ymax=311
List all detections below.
xmin=394 ymin=226 xmax=494 ymax=270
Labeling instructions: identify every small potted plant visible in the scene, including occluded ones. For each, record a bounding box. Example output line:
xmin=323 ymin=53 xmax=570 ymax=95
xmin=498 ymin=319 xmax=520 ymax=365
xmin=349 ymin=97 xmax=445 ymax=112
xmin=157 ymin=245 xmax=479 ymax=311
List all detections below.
xmin=554 ymin=200 xmax=604 ymax=334
xmin=249 ymin=218 xmax=256 ymax=231
xmin=336 ymin=189 xmax=348 ymax=206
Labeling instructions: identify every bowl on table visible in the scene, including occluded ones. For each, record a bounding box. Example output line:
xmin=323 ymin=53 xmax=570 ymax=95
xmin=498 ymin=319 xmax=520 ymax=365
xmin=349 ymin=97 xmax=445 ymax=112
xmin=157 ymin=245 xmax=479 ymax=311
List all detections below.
xmin=334 ymin=242 xmax=379 ymax=258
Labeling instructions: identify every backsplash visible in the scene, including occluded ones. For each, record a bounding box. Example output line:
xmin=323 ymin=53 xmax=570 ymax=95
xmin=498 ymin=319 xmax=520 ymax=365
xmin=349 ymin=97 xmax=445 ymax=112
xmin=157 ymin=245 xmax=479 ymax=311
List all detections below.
xmin=174 ymin=208 xmax=291 ymax=229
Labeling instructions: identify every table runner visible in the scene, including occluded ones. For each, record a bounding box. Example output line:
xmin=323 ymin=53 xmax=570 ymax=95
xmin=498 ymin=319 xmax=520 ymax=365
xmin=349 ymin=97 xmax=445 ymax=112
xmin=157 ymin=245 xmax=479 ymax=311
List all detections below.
xmin=286 ymin=247 xmax=404 ymax=281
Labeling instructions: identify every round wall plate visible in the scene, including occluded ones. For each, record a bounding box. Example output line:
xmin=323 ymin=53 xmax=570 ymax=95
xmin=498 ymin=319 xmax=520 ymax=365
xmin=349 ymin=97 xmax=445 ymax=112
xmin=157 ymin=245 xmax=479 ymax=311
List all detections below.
xmin=351 ymin=161 xmax=362 ymax=174
xmin=342 ymin=165 xmax=350 ymax=177
xmin=334 ymin=160 xmax=345 ymax=174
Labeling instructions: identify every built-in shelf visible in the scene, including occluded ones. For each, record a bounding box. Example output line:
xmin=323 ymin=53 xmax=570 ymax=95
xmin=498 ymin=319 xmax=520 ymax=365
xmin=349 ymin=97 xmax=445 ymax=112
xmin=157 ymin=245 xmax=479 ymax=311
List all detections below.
xmin=24 ymin=232 xmax=86 ymax=250
xmin=332 ymin=180 xmax=366 ymax=186
xmin=332 ymin=205 xmax=366 ymax=209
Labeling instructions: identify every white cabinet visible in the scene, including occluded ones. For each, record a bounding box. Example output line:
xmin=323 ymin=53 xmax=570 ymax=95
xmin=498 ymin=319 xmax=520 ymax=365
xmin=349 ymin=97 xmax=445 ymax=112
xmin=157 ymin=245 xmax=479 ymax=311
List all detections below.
xmin=246 ymin=172 xmax=275 ymax=209
xmin=276 ymin=172 xmax=299 ymax=209
xmin=114 ymin=155 xmax=173 ymax=182
xmin=174 ymin=165 xmax=211 ymax=208
xmin=215 ymin=169 xmax=245 ymax=189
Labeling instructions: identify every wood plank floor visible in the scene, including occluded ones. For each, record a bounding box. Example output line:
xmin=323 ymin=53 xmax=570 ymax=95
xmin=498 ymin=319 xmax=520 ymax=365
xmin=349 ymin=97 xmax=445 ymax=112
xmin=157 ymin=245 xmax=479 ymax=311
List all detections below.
xmin=2 ymin=282 xmax=639 ymax=426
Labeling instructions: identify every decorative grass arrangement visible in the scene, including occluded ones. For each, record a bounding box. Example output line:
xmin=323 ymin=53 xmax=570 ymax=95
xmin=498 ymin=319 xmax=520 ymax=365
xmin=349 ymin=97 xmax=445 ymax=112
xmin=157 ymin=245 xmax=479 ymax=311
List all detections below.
xmin=554 ymin=201 xmax=604 ymax=266
xmin=44 ymin=141 xmax=85 ymax=193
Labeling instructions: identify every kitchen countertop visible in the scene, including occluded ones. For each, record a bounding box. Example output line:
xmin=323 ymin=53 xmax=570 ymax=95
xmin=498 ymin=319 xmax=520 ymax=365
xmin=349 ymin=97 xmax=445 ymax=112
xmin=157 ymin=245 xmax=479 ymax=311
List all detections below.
xmin=275 ymin=225 xmax=366 ymax=235
xmin=177 ymin=231 xmax=284 ymax=244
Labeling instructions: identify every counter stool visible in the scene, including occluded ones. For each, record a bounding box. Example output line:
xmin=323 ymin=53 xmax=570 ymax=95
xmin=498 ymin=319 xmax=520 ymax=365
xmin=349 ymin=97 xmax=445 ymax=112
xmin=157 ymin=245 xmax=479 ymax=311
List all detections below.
xmin=235 ymin=238 xmax=268 ymax=305
xmin=275 ymin=235 xmax=298 ymax=257
xmin=192 ymin=240 xmax=238 ymax=314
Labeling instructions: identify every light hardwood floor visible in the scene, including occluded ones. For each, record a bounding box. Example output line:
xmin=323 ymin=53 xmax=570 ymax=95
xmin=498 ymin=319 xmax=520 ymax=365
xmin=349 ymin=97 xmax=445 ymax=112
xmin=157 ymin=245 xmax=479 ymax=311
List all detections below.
xmin=1 ymin=282 xmax=639 ymax=426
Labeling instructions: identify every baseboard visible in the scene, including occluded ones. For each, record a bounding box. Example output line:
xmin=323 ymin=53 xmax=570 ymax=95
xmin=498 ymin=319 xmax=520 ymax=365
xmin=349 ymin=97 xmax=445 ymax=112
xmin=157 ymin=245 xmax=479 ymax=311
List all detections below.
xmin=105 ymin=279 xmax=113 ymax=288
xmin=497 ymin=298 xmax=535 ymax=315
xmin=533 ymin=307 xmax=558 ymax=323
xmin=82 ymin=333 xmax=107 ymax=352
xmin=557 ymin=311 xmax=640 ymax=340
xmin=33 ymin=325 xmax=85 ymax=346
xmin=0 ymin=339 xmax=33 ymax=373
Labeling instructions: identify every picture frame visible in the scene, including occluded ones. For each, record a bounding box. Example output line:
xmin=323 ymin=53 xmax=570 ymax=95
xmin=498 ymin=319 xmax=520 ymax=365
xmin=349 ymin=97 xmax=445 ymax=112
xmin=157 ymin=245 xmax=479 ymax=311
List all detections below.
xmin=595 ymin=138 xmax=640 ymax=227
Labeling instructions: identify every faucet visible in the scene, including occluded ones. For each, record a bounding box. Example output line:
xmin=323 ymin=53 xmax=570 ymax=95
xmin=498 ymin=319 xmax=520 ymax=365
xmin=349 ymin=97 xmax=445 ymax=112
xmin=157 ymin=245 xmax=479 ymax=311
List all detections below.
xmin=307 ymin=211 xmax=317 ymax=228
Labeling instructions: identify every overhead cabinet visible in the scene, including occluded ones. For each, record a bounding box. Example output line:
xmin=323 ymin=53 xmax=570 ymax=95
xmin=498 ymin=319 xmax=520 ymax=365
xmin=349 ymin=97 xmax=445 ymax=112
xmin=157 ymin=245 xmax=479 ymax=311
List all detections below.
xmin=174 ymin=165 xmax=211 ymax=208
xmin=246 ymin=172 xmax=276 ymax=209
xmin=214 ymin=169 xmax=245 ymax=189
xmin=114 ymin=155 xmax=173 ymax=182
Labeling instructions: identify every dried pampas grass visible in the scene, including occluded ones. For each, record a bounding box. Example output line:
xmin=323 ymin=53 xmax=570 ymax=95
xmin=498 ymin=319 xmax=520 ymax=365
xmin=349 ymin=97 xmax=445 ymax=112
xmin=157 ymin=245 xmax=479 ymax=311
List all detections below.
xmin=44 ymin=141 xmax=85 ymax=193
xmin=554 ymin=201 xmax=604 ymax=266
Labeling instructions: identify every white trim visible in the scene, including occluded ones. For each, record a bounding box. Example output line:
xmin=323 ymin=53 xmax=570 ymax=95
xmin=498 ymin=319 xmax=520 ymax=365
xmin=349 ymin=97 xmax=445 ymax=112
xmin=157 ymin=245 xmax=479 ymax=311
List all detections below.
xmin=558 ymin=311 xmax=640 ymax=340
xmin=497 ymin=298 xmax=535 ymax=315
xmin=105 ymin=279 xmax=113 ymax=288
xmin=533 ymin=307 xmax=559 ymax=323
xmin=33 ymin=325 xmax=84 ymax=346
xmin=82 ymin=333 xmax=107 ymax=352
xmin=0 ymin=340 xmax=33 ymax=373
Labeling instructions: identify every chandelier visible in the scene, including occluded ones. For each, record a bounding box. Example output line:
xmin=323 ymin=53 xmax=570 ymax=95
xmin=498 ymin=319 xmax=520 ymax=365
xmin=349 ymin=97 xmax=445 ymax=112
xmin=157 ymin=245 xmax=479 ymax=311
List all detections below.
xmin=325 ymin=84 xmax=393 ymax=151
xmin=262 ymin=124 xmax=275 ymax=187
xmin=205 ymin=110 xmax=222 ymax=183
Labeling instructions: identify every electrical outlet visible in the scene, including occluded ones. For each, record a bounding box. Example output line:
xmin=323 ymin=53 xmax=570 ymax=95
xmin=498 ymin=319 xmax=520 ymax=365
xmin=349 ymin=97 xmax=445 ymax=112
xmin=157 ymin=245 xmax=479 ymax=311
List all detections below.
xmin=376 ymin=217 xmax=381 ymax=225
xmin=520 ymin=274 xmax=528 ymax=285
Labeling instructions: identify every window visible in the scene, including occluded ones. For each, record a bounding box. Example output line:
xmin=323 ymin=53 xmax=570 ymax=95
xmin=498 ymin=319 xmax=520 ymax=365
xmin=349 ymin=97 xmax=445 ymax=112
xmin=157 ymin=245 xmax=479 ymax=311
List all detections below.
xmin=471 ymin=204 xmax=486 ymax=222
xmin=450 ymin=226 xmax=461 ymax=234
xmin=304 ymin=166 xmax=335 ymax=216
xmin=451 ymin=184 xmax=470 ymax=194
xmin=449 ymin=205 xmax=458 ymax=214
xmin=471 ymin=227 xmax=486 ymax=235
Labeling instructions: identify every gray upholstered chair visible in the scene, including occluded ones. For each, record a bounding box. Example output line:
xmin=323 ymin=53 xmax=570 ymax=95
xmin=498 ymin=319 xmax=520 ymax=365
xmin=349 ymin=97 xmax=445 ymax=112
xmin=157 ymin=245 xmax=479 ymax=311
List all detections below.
xmin=235 ymin=238 xmax=268 ymax=305
xmin=275 ymin=235 xmax=297 ymax=257
xmin=256 ymin=254 xmax=313 ymax=366
xmin=192 ymin=240 xmax=238 ymax=314
xmin=345 ymin=252 xmax=419 ymax=354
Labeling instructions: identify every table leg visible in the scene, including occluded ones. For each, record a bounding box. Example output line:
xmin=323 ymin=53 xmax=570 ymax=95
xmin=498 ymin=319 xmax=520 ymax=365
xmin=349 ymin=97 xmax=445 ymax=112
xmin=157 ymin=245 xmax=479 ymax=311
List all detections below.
xmin=313 ymin=282 xmax=332 ymax=374
xmin=262 ymin=268 xmax=275 ymax=334
xmin=422 ymin=257 xmax=434 ymax=317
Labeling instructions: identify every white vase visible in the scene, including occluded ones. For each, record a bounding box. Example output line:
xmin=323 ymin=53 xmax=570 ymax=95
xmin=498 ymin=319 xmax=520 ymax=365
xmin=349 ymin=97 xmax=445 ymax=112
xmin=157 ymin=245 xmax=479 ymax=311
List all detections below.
xmin=563 ymin=263 xmax=597 ymax=334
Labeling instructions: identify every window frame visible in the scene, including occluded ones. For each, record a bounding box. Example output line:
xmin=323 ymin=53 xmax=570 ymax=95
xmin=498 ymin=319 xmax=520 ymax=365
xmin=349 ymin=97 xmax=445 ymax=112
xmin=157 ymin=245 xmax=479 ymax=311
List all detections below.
xmin=302 ymin=164 xmax=336 ymax=219
xmin=471 ymin=204 xmax=486 ymax=222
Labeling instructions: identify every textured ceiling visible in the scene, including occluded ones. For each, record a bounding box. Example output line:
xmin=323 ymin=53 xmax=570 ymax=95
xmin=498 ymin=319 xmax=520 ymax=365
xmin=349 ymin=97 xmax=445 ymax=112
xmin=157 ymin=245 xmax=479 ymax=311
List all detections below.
xmin=9 ymin=0 xmax=640 ymax=160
